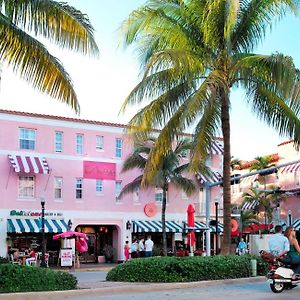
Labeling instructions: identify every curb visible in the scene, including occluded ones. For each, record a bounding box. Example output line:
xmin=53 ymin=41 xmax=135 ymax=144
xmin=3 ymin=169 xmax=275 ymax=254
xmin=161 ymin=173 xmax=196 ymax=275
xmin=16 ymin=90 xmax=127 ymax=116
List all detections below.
xmin=0 ymin=276 xmax=266 ymax=300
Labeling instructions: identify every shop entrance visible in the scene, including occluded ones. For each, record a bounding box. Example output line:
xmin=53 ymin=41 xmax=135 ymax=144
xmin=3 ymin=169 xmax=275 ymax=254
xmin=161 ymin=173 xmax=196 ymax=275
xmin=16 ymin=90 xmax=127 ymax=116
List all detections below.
xmin=75 ymin=224 xmax=117 ymax=263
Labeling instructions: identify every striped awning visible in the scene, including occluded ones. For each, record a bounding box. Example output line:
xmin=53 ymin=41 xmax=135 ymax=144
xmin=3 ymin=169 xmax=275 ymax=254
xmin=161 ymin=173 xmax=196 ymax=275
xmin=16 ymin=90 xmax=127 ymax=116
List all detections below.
xmin=241 ymin=200 xmax=259 ymax=211
xmin=197 ymin=171 xmax=222 ymax=185
xmin=240 ymin=174 xmax=259 ymax=186
xmin=7 ymin=219 xmax=68 ymax=233
xmin=183 ymin=221 xmax=207 ymax=231
xmin=293 ymin=219 xmax=300 ymax=230
xmin=132 ymin=220 xmax=182 ymax=233
xmin=210 ymin=222 xmax=224 ymax=233
xmin=8 ymin=155 xmax=50 ymax=174
xmin=281 ymin=162 xmax=300 ymax=174
xmin=211 ymin=141 xmax=224 ymax=155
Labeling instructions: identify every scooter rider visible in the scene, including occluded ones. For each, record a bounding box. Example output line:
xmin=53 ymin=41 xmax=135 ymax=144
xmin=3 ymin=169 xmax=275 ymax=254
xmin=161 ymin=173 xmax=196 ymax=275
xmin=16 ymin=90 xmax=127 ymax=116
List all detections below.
xmin=268 ymin=225 xmax=290 ymax=258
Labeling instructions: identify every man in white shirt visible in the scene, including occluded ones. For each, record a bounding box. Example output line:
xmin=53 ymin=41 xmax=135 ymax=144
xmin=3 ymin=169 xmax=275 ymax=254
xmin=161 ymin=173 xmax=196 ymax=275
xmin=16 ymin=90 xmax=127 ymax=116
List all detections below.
xmin=268 ymin=225 xmax=290 ymax=257
xmin=144 ymin=235 xmax=154 ymax=257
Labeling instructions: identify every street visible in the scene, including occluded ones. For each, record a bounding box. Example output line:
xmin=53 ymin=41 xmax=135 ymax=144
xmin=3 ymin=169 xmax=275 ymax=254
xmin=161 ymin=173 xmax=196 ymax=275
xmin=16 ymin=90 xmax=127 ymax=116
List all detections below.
xmin=53 ymin=275 xmax=300 ymax=300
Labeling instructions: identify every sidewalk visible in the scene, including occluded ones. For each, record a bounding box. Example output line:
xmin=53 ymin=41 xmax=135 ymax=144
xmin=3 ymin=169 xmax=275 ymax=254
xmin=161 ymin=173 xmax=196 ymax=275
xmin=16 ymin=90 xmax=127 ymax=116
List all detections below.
xmin=50 ymin=262 xmax=117 ymax=272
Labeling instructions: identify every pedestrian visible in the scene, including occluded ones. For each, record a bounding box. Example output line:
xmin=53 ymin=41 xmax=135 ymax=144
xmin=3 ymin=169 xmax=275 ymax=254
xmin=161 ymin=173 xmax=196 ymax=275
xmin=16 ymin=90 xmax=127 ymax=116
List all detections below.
xmin=138 ymin=238 xmax=145 ymax=257
xmin=131 ymin=239 xmax=139 ymax=258
xmin=124 ymin=241 xmax=130 ymax=262
xmin=144 ymin=235 xmax=154 ymax=257
xmin=237 ymin=238 xmax=247 ymax=255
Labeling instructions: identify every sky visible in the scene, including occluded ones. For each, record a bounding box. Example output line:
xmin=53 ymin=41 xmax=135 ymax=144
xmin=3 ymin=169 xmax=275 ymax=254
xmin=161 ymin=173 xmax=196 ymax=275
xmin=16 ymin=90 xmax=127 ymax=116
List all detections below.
xmin=1 ymin=1 xmax=300 ymax=161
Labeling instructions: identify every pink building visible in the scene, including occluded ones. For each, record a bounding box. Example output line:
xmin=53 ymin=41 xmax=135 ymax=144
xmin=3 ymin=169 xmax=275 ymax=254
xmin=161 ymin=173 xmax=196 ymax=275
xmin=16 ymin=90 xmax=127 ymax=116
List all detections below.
xmin=0 ymin=109 xmax=223 ymax=262
xmin=231 ymin=141 xmax=300 ymax=234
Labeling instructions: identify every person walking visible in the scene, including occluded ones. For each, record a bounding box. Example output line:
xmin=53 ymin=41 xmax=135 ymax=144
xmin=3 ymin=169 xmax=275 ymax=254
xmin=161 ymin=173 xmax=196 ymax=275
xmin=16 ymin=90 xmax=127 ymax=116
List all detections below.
xmin=124 ymin=241 xmax=130 ymax=262
xmin=237 ymin=238 xmax=247 ymax=255
xmin=144 ymin=235 xmax=154 ymax=257
xmin=131 ymin=239 xmax=139 ymax=258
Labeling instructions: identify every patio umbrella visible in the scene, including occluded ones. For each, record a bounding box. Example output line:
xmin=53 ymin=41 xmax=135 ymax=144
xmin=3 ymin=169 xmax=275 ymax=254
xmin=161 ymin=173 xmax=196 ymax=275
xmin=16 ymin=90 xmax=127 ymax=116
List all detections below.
xmin=187 ymin=204 xmax=195 ymax=251
xmin=53 ymin=230 xmax=87 ymax=240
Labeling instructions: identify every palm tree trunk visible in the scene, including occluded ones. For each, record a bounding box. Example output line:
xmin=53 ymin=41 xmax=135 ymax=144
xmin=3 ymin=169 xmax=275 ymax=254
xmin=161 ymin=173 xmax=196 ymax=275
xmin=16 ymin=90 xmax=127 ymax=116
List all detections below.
xmin=220 ymin=89 xmax=231 ymax=255
xmin=162 ymin=181 xmax=168 ymax=256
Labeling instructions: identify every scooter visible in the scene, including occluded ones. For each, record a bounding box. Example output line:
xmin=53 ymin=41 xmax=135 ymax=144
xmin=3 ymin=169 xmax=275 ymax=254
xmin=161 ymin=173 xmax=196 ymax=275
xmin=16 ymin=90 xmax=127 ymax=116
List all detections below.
xmin=260 ymin=250 xmax=300 ymax=293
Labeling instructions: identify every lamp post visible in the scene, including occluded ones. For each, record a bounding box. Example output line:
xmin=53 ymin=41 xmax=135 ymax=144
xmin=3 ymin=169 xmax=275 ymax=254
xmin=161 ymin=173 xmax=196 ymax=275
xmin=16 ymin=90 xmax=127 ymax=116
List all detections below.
xmin=288 ymin=210 xmax=292 ymax=226
xmin=215 ymin=198 xmax=219 ymax=255
xmin=67 ymin=219 xmax=73 ymax=230
xmin=40 ymin=197 xmax=47 ymax=267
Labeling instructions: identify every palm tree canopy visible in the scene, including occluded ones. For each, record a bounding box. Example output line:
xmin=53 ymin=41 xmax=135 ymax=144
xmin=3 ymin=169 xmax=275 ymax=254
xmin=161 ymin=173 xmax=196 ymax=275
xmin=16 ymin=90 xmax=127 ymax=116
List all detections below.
xmin=0 ymin=0 xmax=99 ymax=113
xmin=249 ymin=155 xmax=275 ymax=171
xmin=121 ymin=0 xmax=300 ymax=168
xmin=120 ymin=0 xmax=300 ymax=254
xmin=119 ymin=137 xmax=197 ymax=199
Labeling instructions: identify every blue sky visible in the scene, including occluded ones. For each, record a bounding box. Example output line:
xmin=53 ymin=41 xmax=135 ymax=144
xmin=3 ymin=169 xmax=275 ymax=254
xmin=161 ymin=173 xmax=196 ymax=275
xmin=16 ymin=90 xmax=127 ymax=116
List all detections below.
xmin=0 ymin=1 xmax=300 ymax=161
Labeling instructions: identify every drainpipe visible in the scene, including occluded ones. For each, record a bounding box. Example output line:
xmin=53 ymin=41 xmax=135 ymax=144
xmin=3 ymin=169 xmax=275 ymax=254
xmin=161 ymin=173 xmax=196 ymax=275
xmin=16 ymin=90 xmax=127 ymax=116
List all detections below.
xmin=205 ymin=184 xmax=211 ymax=256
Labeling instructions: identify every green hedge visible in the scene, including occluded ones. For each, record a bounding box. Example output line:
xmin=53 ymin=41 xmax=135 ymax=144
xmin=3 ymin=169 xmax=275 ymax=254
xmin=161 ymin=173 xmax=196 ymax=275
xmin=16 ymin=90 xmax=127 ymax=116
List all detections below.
xmin=0 ymin=263 xmax=77 ymax=293
xmin=106 ymin=255 xmax=268 ymax=283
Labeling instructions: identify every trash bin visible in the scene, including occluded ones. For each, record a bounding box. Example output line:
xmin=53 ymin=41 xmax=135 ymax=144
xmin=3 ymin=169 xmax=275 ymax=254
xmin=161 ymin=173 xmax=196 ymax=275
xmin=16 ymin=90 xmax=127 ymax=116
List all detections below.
xmin=250 ymin=259 xmax=257 ymax=277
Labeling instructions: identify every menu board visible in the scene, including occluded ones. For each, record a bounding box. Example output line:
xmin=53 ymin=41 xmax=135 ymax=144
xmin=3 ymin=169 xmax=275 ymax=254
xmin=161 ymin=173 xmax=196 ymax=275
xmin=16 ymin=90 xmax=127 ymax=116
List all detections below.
xmin=60 ymin=248 xmax=73 ymax=267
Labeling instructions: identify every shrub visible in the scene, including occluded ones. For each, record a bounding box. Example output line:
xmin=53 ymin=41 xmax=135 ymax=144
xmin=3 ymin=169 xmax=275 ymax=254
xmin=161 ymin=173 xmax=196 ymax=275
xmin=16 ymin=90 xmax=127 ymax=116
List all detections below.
xmin=106 ymin=254 xmax=268 ymax=283
xmin=0 ymin=264 xmax=77 ymax=293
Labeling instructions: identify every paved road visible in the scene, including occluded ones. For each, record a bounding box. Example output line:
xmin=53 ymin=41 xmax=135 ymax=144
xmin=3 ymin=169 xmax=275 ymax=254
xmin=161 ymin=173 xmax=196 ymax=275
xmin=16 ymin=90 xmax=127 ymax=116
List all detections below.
xmin=53 ymin=280 xmax=300 ymax=300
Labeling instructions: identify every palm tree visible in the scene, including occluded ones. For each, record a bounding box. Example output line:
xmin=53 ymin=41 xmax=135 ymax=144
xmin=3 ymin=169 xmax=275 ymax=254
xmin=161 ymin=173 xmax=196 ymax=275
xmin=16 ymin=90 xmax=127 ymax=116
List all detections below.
xmin=120 ymin=0 xmax=300 ymax=254
xmin=118 ymin=138 xmax=196 ymax=255
xmin=231 ymin=156 xmax=242 ymax=171
xmin=0 ymin=1 xmax=99 ymax=113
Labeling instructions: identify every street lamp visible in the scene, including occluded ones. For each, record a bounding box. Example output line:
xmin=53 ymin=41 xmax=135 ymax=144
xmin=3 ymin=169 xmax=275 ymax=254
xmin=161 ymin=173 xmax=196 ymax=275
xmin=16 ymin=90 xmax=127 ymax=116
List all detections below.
xmin=67 ymin=219 xmax=73 ymax=230
xmin=40 ymin=197 xmax=47 ymax=268
xmin=288 ymin=210 xmax=292 ymax=226
xmin=215 ymin=198 xmax=219 ymax=255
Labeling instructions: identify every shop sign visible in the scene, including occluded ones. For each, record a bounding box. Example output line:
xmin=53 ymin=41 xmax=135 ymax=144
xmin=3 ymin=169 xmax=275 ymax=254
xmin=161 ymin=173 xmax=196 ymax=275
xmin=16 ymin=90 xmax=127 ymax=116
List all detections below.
xmin=60 ymin=248 xmax=73 ymax=267
xmin=83 ymin=161 xmax=116 ymax=180
xmin=10 ymin=210 xmax=63 ymax=217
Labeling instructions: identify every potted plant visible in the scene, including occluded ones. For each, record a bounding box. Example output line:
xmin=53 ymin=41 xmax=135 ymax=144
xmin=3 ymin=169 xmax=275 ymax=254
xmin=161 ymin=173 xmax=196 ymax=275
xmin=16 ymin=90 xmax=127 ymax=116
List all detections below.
xmin=103 ymin=244 xmax=114 ymax=262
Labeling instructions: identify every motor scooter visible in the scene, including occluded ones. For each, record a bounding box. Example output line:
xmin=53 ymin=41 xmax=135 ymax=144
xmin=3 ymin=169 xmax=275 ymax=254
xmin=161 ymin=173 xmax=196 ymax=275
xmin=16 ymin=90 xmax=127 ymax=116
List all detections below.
xmin=260 ymin=250 xmax=300 ymax=293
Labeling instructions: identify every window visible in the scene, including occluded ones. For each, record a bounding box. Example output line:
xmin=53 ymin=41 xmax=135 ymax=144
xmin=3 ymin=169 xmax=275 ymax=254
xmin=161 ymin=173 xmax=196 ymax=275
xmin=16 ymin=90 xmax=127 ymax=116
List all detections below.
xmin=115 ymin=181 xmax=122 ymax=198
xmin=155 ymin=188 xmax=163 ymax=203
xmin=296 ymin=172 xmax=300 ymax=186
xmin=96 ymin=136 xmax=104 ymax=150
xmin=133 ymin=186 xmax=140 ymax=203
xmin=19 ymin=128 xmax=36 ymax=150
xmin=182 ymin=191 xmax=188 ymax=200
xmin=181 ymin=149 xmax=188 ymax=159
xmin=54 ymin=177 xmax=63 ymax=199
xmin=96 ymin=180 xmax=103 ymax=193
xmin=199 ymin=188 xmax=205 ymax=214
xmin=55 ymin=131 xmax=63 ymax=152
xmin=76 ymin=134 xmax=84 ymax=155
xmin=76 ymin=178 xmax=83 ymax=199
xmin=18 ymin=176 xmax=35 ymax=198
xmin=115 ymin=138 xmax=122 ymax=158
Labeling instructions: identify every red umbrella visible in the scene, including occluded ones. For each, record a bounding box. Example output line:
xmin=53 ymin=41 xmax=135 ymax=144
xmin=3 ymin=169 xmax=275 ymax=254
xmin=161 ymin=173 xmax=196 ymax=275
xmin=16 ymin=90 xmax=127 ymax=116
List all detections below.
xmin=187 ymin=204 xmax=195 ymax=227
xmin=53 ymin=230 xmax=87 ymax=240
xmin=187 ymin=204 xmax=196 ymax=248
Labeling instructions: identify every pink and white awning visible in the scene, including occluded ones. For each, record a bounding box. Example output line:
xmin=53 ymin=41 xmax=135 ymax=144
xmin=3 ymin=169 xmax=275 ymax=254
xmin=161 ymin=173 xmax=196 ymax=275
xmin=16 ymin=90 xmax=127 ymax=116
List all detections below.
xmin=281 ymin=162 xmax=300 ymax=173
xmin=240 ymin=174 xmax=259 ymax=186
xmin=8 ymin=155 xmax=50 ymax=174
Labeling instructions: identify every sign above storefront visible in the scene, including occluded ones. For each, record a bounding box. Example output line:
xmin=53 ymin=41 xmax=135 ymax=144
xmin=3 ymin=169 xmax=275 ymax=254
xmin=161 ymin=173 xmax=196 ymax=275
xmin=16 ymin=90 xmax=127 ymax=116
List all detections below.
xmin=83 ymin=161 xmax=116 ymax=180
xmin=10 ymin=210 xmax=63 ymax=217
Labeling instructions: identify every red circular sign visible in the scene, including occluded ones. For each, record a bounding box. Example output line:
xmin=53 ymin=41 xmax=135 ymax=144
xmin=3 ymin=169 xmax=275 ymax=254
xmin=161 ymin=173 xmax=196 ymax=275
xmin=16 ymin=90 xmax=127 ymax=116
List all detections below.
xmin=144 ymin=203 xmax=158 ymax=217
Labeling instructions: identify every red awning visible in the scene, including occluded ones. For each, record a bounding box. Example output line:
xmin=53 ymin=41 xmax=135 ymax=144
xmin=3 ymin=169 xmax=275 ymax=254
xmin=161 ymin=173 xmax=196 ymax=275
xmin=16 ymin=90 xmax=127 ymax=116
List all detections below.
xmin=8 ymin=155 xmax=50 ymax=174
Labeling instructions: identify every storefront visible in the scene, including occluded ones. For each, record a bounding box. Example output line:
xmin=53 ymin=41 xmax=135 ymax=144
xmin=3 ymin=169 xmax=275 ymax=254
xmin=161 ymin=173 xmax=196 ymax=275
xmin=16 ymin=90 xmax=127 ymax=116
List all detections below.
xmin=75 ymin=224 xmax=119 ymax=263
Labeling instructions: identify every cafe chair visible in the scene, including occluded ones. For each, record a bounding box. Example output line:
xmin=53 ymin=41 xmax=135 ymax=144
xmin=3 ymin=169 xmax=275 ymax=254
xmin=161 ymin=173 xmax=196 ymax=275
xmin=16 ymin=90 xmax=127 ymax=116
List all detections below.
xmin=29 ymin=253 xmax=39 ymax=266
xmin=10 ymin=254 xmax=21 ymax=265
